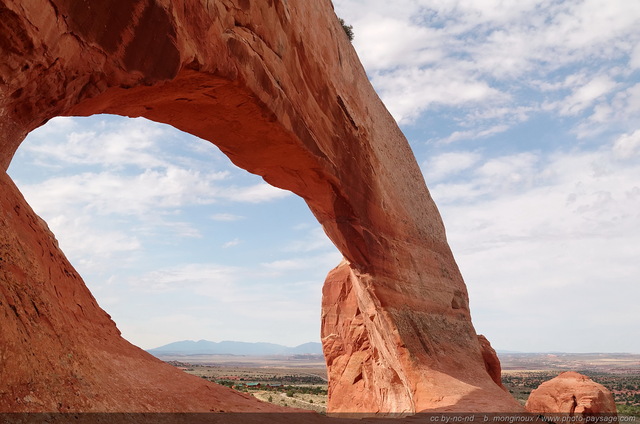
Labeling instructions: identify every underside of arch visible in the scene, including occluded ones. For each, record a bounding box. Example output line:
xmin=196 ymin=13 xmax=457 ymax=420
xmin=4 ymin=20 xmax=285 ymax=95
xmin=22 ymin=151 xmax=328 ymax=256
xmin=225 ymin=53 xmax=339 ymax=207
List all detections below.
xmin=0 ymin=0 xmax=522 ymax=414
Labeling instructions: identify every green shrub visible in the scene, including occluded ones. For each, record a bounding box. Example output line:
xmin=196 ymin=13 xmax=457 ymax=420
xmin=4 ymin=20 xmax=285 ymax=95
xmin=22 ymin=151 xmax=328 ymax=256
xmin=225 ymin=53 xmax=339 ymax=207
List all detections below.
xmin=339 ymin=18 xmax=354 ymax=42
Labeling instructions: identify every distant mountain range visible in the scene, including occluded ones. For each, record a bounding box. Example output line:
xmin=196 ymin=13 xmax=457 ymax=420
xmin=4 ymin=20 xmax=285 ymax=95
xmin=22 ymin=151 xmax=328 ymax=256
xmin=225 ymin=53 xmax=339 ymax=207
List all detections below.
xmin=147 ymin=340 xmax=323 ymax=356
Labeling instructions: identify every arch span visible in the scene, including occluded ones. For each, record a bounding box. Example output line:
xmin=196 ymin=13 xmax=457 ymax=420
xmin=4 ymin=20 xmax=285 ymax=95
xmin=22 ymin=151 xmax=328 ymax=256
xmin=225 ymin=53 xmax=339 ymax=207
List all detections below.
xmin=0 ymin=0 xmax=522 ymax=413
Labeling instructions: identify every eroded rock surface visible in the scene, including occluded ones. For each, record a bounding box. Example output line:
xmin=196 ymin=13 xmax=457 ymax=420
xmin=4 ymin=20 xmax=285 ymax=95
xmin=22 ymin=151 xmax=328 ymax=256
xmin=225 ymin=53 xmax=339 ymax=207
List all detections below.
xmin=525 ymin=372 xmax=617 ymax=416
xmin=0 ymin=0 xmax=520 ymax=414
xmin=478 ymin=335 xmax=507 ymax=391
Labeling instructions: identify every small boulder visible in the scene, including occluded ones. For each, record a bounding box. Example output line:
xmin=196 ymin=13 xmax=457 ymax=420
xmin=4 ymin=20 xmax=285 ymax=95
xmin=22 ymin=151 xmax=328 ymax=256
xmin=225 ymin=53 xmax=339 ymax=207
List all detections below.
xmin=525 ymin=371 xmax=617 ymax=415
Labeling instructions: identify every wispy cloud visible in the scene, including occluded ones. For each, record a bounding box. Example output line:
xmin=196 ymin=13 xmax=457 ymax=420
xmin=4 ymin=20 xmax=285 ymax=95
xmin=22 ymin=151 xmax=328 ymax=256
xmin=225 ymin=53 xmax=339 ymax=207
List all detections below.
xmin=211 ymin=213 xmax=245 ymax=221
xmin=371 ymin=67 xmax=507 ymax=123
xmin=19 ymin=167 xmax=229 ymax=216
xmin=422 ymin=151 xmax=482 ymax=183
xmin=222 ymin=183 xmax=291 ymax=203
xmin=612 ymin=129 xmax=640 ymax=159
xmin=558 ymin=76 xmax=619 ymax=116
xmin=336 ymin=0 xmax=640 ymax=138
xmin=23 ymin=117 xmax=168 ymax=169
xmin=44 ymin=214 xmax=142 ymax=272
xmin=11 ymin=117 xmax=297 ymax=275
xmin=285 ymin=226 xmax=336 ymax=253
xmin=118 ymin=258 xmax=336 ymax=348
xmin=222 ymin=238 xmax=241 ymax=248
xmin=432 ymin=125 xmax=510 ymax=145
xmin=428 ymin=139 xmax=640 ymax=351
xmin=129 ymin=263 xmax=240 ymax=295
xmin=261 ymin=252 xmax=341 ymax=272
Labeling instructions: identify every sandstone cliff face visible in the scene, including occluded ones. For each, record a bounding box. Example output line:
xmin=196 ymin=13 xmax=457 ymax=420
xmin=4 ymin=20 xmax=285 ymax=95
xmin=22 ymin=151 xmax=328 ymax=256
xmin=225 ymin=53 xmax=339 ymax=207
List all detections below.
xmin=477 ymin=335 xmax=507 ymax=391
xmin=0 ymin=0 xmax=520 ymax=413
xmin=525 ymin=372 xmax=617 ymax=416
xmin=321 ymin=261 xmax=520 ymax=414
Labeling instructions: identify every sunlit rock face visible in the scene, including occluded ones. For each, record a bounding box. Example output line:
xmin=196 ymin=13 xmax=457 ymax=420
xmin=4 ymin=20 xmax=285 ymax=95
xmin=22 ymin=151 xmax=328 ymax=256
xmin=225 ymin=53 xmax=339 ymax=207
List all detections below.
xmin=0 ymin=0 xmax=520 ymax=414
xmin=525 ymin=372 xmax=617 ymax=415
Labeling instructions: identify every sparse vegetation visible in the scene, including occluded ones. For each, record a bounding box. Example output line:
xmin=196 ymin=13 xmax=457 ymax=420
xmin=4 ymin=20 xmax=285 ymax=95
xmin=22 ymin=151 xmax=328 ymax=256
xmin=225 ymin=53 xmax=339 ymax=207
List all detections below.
xmin=168 ymin=355 xmax=639 ymax=416
xmin=172 ymin=361 xmax=328 ymax=412
xmin=617 ymin=404 xmax=640 ymax=417
xmin=339 ymin=18 xmax=354 ymax=42
xmin=216 ymin=380 xmax=235 ymax=388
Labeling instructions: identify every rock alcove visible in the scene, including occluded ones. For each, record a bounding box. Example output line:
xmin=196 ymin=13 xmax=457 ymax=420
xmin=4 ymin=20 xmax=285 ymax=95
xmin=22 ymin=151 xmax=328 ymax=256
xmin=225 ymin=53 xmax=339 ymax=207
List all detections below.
xmin=0 ymin=0 xmax=523 ymax=414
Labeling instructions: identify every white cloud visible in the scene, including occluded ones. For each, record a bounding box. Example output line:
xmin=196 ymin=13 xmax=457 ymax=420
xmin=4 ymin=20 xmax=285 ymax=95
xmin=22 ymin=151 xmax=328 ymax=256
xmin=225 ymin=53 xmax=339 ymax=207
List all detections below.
xmin=116 ymin=259 xmax=335 ymax=348
xmin=222 ymin=183 xmax=291 ymax=203
xmin=222 ymin=238 xmax=241 ymax=248
xmin=429 ymin=152 xmax=542 ymax=203
xmin=156 ymin=221 xmax=203 ymax=238
xmin=42 ymin=214 xmax=141 ymax=273
xmin=547 ymin=0 xmax=640 ymax=52
xmin=559 ymin=76 xmax=619 ymax=116
xmin=261 ymin=251 xmax=342 ymax=273
xmin=612 ymin=129 xmax=640 ymax=159
xmin=19 ymin=167 xmax=229 ymax=217
xmin=611 ymin=83 xmax=640 ymax=121
xmin=428 ymin=141 xmax=640 ymax=352
xmin=211 ymin=213 xmax=244 ymax=221
xmin=261 ymin=259 xmax=307 ymax=271
xmin=31 ymin=116 xmax=77 ymax=135
xmin=336 ymin=0 xmax=640 ymax=132
xmin=631 ymin=43 xmax=640 ymax=69
xmin=8 ymin=114 xmax=307 ymax=310
xmin=434 ymin=124 xmax=510 ymax=145
xmin=372 ymin=67 xmax=506 ymax=123
xmin=23 ymin=117 xmax=168 ymax=169
xmin=475 ymin=152 xmax=540 ymax=186
xmin=467 ymin=106 xmax=533 ymax=123
xmin=285 ymin=226 xmax=335 ymax=253
xmin=576 ymin=83 xmax=640 ymax=138
xmin=130 ymin=263 xmax=239 ymax=295
xmin=422 ymin=151 xmax=481 ymax=183
xmin=353 ymin=16 xmax=446 ymax=71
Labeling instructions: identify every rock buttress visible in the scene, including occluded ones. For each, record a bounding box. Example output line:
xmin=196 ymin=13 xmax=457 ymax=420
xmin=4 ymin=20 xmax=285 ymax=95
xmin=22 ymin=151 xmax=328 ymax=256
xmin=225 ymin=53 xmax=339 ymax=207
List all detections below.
xmin=0 ymin=0 xmax=522 ymax=413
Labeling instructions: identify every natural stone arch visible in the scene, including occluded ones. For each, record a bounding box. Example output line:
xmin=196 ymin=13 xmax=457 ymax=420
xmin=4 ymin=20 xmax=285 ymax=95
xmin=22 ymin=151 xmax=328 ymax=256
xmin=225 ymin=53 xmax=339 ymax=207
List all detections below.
xmin=0 ymin=0 xmax=522 ymax=414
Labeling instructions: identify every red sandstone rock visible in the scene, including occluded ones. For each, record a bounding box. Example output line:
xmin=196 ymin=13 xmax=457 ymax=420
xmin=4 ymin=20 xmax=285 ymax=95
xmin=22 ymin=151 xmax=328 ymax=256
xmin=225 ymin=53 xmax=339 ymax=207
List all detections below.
xmin=321 ymin=261 xmax=521 ymax=414
xmin=478 ymin=335 xmax=507 ymax=391
xmin=525 ymin=372 xmax=617 ymax=415
xmin=0 ymin=0 xmax=522 ymax=414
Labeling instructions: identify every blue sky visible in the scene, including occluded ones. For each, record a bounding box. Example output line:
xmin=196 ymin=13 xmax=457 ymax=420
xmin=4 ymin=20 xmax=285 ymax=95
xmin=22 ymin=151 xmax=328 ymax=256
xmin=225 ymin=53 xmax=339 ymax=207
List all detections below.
xmin=8 ymin=0 xmax=640 ymax=352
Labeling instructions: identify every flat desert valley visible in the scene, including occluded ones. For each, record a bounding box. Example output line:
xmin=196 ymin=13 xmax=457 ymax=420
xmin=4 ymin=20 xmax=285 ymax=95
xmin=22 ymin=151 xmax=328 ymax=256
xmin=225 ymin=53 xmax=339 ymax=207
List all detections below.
xmin=153 ymin=352 xmax=640 ymax=416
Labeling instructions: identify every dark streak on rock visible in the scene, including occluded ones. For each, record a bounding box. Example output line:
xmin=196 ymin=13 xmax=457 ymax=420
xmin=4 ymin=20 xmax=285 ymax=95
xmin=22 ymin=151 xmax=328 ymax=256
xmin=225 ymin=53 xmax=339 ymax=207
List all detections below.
xmin=56 ymin=0 xmax=140 ymax=53
xmin=123 ymin=1 xmax=181 ymax=82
